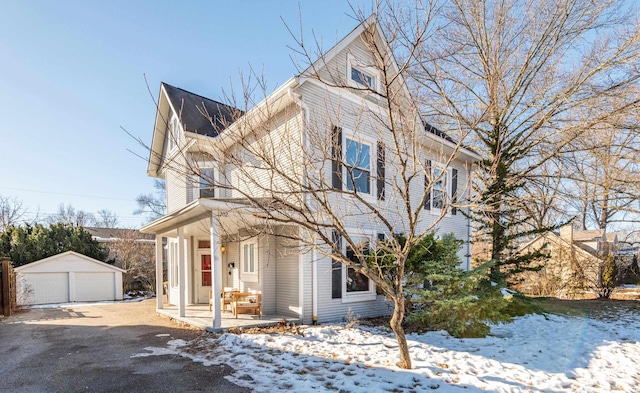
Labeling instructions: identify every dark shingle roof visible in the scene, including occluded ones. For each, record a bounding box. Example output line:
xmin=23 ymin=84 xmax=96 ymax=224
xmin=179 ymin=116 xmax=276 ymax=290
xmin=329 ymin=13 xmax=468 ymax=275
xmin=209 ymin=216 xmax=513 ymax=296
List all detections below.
xmin=162 ymin=83 xmax=243 ymax=138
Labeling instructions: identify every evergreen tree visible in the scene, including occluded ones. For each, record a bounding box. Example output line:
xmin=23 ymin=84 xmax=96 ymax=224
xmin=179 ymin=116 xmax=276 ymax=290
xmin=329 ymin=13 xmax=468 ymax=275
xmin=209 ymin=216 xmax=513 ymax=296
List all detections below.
xmin=403 ymin=233 xmax=513 ymax=338
xmin=0 ymin=223 xmax=110 ymax=267
xmin=598 ymin=254 xmax=619 ymax=299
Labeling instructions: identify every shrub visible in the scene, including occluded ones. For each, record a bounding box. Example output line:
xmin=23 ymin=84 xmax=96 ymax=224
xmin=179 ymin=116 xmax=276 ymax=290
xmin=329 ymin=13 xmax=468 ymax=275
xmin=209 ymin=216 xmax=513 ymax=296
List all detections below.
xmin=404 ymin=233 xmax=517 ymax=338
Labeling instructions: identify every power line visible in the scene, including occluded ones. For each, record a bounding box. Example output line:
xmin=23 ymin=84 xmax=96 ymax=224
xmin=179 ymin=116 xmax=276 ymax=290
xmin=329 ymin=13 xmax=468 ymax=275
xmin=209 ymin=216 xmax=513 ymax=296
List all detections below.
xmin=0 ymin=186 xmax=135 ymax=202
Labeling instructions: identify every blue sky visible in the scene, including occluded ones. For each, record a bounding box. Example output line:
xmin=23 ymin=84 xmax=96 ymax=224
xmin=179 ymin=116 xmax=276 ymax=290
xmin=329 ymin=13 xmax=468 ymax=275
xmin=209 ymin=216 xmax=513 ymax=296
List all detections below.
xmin=0 ymin=1 xmax=363 ymax=227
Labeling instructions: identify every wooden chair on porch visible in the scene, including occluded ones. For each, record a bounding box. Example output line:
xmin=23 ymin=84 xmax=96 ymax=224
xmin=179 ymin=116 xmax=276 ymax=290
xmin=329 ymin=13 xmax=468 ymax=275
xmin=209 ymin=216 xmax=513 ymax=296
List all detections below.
xmin=209 ymin=287 xmax=239 ymax=312
xmin=231 ymin=291 xmax=262 ymax=318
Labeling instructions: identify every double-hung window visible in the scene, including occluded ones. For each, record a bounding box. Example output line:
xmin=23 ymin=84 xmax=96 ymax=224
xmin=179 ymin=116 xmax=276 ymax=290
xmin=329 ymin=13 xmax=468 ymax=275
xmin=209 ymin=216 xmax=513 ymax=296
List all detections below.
xmin=198 ymin=167 xmax=215 ymax=198
xmin=241 ymin=240 xmax=258 ymax=282
xmin=345 ymin=235 xmax=371 ymax=293
xmin=432 ymin=165 xmax=447 ymax=210
xmin=345 ymin=138 xmax=372 ymax=194
xmin=425 ymin=161 xmax=458 ymax=215
xmin=169 ymin=241 xmax=178 ymax=288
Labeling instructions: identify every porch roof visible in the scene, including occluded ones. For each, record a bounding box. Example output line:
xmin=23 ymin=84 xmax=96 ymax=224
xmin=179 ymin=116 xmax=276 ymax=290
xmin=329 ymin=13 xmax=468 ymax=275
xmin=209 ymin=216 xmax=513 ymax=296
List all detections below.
xmin=139 ymin=199 xmax=258 ymax=236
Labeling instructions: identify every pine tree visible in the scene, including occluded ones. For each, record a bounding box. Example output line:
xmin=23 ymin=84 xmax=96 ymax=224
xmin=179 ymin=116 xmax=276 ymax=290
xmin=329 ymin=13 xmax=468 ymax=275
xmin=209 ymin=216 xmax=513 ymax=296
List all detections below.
xmin=0 ymin=223 xmax=109 ymax=267
xmin=396 ymin=233 xmax=513 ymax=338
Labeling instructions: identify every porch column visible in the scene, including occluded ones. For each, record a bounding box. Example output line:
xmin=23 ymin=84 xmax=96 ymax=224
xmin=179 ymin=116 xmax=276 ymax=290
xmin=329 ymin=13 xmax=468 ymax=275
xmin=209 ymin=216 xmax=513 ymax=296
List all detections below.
xmin=155 ymin=236 xmax=163 ymax=310
xmin=210 ymin=213 xmax=222 ymax=329
xmin=177 ymin=227 xmax=186 ymax=317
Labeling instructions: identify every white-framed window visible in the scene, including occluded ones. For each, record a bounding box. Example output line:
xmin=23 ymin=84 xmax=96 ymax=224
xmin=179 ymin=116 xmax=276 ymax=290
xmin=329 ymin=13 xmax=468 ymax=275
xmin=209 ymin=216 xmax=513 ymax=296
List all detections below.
xmin=347 ymin=54 xmax=379 ymax=92
xmin=198 ymin=167 xmax=216 ymax=198
xmin=426 ymin=161 xmax=454 ymax=213
xmin=169 ymin=241 xmax=178 ymax=288
xmin=342 ymin=233 xmax=376 ymax=302
xmin=432 ymin=165 xmax=448 ymax=210
xmin=344 ymin=137 xmax=373 ymax=195
xmin=168 ymin=117 xmax=180 ymax=152
xmin=241 ymin=240 xmax=258 ymax=282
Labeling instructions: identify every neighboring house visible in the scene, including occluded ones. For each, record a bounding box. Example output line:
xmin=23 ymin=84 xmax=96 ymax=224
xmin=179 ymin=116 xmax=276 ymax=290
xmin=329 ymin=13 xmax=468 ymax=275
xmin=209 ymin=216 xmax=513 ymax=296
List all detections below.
xmin=141 ymin=16 xmax=479 ymax=328
xmin=85 ymin=227 xmax=156 ymax=246
xmin=517 ymin=225 xmax=619 ymax=296
xmin=15 ymin=251 xmax=125 ymax=305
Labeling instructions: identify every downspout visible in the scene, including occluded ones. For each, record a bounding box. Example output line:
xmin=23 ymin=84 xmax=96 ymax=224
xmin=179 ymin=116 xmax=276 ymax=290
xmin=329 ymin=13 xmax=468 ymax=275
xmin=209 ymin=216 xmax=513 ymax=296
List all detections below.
xmin=466 ymin=166 xmax=472 ymax=271
xmin=467 ymin=214 xmax=472 ymax=271
xmin=288 ymin=86 xmax=317 ymax=324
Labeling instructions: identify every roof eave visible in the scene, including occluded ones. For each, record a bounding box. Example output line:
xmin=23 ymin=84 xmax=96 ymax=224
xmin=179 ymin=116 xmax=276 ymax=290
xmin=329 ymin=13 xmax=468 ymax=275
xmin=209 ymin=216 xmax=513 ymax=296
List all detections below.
xmin=147 ymin=84 xmax=172 ymax=178
xmin=189 ymin=78 xmax=299 ymax=153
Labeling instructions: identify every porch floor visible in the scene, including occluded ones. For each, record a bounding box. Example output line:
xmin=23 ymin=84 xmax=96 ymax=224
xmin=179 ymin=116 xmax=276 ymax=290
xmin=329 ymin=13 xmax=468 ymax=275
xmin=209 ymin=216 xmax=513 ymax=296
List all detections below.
xmin=157 ymin=303 xmax=301 ymax=331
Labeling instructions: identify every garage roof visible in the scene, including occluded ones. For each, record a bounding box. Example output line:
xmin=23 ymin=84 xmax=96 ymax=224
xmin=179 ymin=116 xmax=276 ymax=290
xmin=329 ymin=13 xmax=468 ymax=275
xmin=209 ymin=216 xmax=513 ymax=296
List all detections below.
xmin=14 ymin=251 xmax=126 ymax=273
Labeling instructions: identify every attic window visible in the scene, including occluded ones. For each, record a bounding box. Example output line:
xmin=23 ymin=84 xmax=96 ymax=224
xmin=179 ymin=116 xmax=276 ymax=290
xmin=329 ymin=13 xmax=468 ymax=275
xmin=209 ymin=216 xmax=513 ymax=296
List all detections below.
xmin=347 ymin=54 xmax=378 ymax=92
xmin=351 ymin=67 xmax=374 ymax=89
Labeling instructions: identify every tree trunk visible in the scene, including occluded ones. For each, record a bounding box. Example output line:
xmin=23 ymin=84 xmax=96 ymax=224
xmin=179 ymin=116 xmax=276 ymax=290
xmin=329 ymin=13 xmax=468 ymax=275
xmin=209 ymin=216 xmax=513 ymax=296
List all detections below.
xmin=389 ymin=298 xmax=411 ymax=369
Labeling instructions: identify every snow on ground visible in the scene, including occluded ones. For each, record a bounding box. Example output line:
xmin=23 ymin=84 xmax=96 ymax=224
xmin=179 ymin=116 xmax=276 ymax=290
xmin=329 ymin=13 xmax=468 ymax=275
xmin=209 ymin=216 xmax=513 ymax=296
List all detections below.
xmin=134 ymin=311 xmax=640 ymax=392
xmin=28 ymin=295 xmax=149 ymax=309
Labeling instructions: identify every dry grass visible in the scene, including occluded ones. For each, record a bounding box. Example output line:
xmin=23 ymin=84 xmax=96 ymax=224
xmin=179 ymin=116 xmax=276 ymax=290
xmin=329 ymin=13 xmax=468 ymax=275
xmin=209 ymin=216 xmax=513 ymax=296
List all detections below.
xmin=532 ymin=298 xmax=640 ymax=321
xmin=228 ymin=319 xmax=305 ymax=336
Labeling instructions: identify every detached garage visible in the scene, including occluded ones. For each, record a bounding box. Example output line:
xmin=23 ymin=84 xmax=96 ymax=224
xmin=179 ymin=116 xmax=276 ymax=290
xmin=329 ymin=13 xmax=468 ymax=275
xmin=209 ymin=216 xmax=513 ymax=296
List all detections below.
xmin=15 ymin=251 xmax=126 ymax=305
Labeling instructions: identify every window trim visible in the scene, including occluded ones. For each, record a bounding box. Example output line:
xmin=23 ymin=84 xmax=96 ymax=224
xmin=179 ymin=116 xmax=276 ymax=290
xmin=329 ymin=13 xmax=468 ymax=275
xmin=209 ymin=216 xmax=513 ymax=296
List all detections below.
xmin=429 ymin=161 xmax=453 ymax=215
xmin=240 ymin=239 xmax=258 ymax=283
xmin=347 ymin=54 xmax=380 ymax=92
xmin=342 ymin=130 xmax=377 ymax=200
xmin=168 ymin=116 xmax=180 ymax=153
xmin=198 ymin=167 xmax=217 ymax=199
xmin=341 ymin=231 xmax=377 ymax=303
xmin=169 ymin=241 xmax=178 ymax=288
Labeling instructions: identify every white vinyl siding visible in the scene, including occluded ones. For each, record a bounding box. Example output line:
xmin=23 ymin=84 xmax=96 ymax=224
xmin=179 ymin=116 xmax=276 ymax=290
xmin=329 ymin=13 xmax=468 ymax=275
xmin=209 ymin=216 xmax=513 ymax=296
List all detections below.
xmin=226 ymin=107 xmax=304 ymax=202
xmin=298 ymin=78 xmax=471 ymax=267
xmin=165 ymin=153 xmax=190 ymax=214
xmin=275 ymin=234 xmax=300 ymax=318
xmin=240 ymin=240 xmax=258 ymax=282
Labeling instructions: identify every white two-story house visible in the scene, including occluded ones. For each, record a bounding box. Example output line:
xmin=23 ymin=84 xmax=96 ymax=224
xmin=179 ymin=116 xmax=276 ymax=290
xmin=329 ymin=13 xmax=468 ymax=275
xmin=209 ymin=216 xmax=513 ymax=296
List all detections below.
xmin=141 ymin=15 xmax=479 ymax=329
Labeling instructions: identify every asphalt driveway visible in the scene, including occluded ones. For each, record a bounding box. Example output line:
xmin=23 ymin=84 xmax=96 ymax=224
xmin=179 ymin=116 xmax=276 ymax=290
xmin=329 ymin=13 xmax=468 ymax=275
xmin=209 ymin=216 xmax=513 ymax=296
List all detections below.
xmin=0 ymin=299 xmax=249 ymax=393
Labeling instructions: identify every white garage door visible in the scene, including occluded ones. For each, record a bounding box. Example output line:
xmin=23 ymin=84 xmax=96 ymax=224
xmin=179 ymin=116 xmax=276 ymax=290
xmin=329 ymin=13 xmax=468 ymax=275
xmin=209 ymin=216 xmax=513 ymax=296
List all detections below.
xmin=74 ymin=272 xmax=115 ymax=302
xmin=23 ymin=272 xmax=69 ymax=305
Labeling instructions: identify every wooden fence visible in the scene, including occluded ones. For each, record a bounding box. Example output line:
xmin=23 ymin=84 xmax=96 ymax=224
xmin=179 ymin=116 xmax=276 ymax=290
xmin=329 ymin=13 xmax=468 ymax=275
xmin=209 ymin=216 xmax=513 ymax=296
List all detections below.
xmin=0 ymin=257 xmax=16 ymax=316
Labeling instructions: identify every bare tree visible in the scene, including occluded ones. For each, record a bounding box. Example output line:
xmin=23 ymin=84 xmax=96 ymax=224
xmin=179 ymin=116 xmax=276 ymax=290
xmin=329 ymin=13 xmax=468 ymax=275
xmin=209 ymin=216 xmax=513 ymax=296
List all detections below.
xmin=148 ymin=0 xmax=640 ymax=368
xmin=47 ymin=204 xmax=96 ymax=227
xmin=95 ymin=209 xmax=119 ymax=228
xmin=134 ymin=179 xmax=166 ymax=223
xmin=405 ymin=0 xmax=640 ymax=280
xmin=559 ymin=116 xmax=640 ymax=232
xmin=0 ymin=194 xmax=26 ymax=231
xmin=108 ymin=230 xmax=155 ymax=292
xmin=162 ymin=7 xmax=474 ymax=369
xmin=519 ymin=162 xmax=567 ymax=232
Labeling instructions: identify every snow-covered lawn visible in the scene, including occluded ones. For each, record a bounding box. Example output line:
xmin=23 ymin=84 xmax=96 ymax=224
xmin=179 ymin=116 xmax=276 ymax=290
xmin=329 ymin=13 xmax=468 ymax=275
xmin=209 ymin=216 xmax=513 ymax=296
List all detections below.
xmin=135 ymin=309 xmax=640 ymax=392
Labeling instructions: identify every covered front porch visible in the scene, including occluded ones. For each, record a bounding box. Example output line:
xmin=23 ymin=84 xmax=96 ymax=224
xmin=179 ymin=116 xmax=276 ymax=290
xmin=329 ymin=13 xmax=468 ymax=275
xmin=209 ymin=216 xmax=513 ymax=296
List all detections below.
xmin=142 ymin=199 xmax=303 ymax=331
xmin=156 ymin=303 xmax=301 ymax=331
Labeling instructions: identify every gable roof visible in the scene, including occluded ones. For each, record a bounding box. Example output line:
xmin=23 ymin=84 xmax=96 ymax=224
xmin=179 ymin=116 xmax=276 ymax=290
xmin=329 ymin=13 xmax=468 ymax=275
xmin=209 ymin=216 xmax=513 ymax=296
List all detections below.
xmin=520 ymin=231 xmax=599 ymax=261
xmin=148 ymin=15 xmax=480 ymax=175
xmin=162 ymin=83 xmax=242 ymax=138
xmin=14 ymin=251 xmax=126 ymax=273
xmin=297 ymin=14 xmax=478 ymax=159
